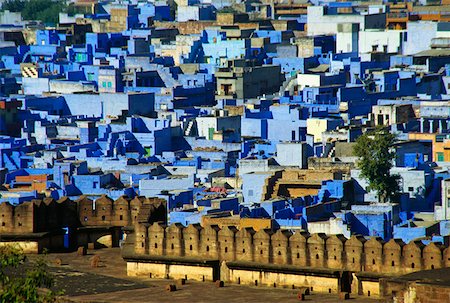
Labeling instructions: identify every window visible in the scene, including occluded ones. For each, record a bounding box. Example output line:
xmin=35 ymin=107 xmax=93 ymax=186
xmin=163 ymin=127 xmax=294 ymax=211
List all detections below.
xmin=102 ymin=82 xmax=106 ymax=88
xmin=119 ymin=215 xmax=123 ymax=220
xmin=102 ymin=216 xmax=106 ymax=221
xmin=437 ymin=152 xmax=444 ymax=162
xmin=107 ymin=82 xmax=112 ymax=88
xmin=408 ymin=187 xmax=414 ymax=192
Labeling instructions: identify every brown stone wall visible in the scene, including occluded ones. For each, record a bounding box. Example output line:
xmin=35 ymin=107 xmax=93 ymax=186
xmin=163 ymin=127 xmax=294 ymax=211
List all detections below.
xmin=423 ymin=243 xmax=444 ymax=270
xmin=344 ymin=236 xmax=364 ymax=272
xmin=383 ymin=239 xmax=404 ymax=273
xmin=148 ymin=223 xmax=165 ymax=255
xmin=137 ymin=223 xmax=443 ymax=277
xmin=235 ymin=227 xmax=255 ymax=262
xmin=200 ymin=225 xmax=220 ymax=259
xmin=135 ymin=223 xmax=149 ymax=255
xmin=95 ymin=195 xmax=114 ymax=225
xmin=0 ymin=202 xmax=14 ymax=233
xmin=364 ymin=237 xmax=384 ymax=273
xmin=14 ymin=202 xmax=35 ymax=233
xmin=272 ymin=230 xmax=291 ymax=265
xmin=403 ymin=241 xmax=424 ymax=272
xmin=409 ymin=283 xmax=450 ymax=303
xmin=290 ymin=232 xmax=308 ymax=267
xmin=253 ymin=229 xmax=272 ymax=264
xmin=165 ymin=224 xmax=184 ymax=257
xmin=326 ymin=235 xmax=345 ymax=269
xmin=111 ymin=196 xmax=131 ymax=226
xmin=0 ymin=195 xmax=166 ymax=235
xmin=218 ymin=226 xmax=237 ymax=261
xmin=308 ymin=233 xmax=327 ymax=268
xmin=184 ymin=224 xmax=201 ymax=258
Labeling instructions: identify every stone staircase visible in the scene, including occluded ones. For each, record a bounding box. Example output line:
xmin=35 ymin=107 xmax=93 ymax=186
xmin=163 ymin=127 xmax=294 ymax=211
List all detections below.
xmin=278 ymin=70 xmax=300 ymax=97
xmin=184 ymin=119 xmax=196 ymax=136
xmin=261 ymin=171 xmax=283 ymax=200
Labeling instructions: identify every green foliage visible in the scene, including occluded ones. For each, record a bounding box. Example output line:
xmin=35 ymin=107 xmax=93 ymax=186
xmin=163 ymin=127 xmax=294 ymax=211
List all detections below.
xmin=1 ymin=0 xmax=67 ymax=25
xmin=0 ymin=0 xmax=25 ymax=13
xmin=353 ymin=127 xmax=400 ymax=203
xmin=0 ymin=246 xmax=60 ymax=303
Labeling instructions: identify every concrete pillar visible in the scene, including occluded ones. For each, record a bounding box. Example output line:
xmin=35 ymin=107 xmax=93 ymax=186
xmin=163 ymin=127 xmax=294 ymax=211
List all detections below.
xmin=439 ymin=120 xmax=443 ymax=133
xmin=420 ymin=118 xmax=424 ymax=133
xmin=429 ymin=120 xmax=434 ymax=134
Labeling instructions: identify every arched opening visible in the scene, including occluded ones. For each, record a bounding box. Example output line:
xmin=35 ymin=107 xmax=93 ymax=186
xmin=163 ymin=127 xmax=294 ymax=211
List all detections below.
xmin=411 ymin=263 xmax=415 ymax=268
xmin=171 ymin=243 xmax=174 ymax=250
xmin=189 ymin=245 xmax=193 ymax=251
xmin=206 ymin=246 xmax=210 ymax=252
xmin=391 ymin=261 xmax=395 ymax=266
xmin=372 ymin=259 xmax=375 ymax=265
xmin=316 ymin=254 xmax=319 ymax=260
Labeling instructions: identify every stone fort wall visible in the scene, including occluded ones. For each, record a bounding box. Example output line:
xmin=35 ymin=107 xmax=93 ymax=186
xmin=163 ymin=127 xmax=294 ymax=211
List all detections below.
xmin=0 ymin=195 xmax=166 ymax=234
xmin=134 ymin=222 xmax=450 ymax=275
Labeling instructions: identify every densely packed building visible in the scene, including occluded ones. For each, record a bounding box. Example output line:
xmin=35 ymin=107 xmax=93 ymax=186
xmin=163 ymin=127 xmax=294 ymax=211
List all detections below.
xmin=2 ymin=0 xmax=450 ymax=300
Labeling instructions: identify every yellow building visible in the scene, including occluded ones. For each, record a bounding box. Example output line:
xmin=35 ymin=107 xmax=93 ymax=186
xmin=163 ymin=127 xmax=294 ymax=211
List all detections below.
xmin=408 ymin=132 xmax=450 ymax=162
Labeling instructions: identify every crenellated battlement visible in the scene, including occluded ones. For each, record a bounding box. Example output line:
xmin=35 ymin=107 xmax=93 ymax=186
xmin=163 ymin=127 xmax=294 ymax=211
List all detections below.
xmin=0 ymin=195 xmax=167 ymax=234
xmin=132 ymin=222 xmax=450 ymax=275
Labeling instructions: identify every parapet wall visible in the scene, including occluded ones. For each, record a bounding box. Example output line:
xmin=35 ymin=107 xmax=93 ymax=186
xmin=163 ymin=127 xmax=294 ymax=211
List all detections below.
xmin=0 ymin=195 xmax=166 ymax=234
xmin=133 ymin=222 xmax=450 ymax=276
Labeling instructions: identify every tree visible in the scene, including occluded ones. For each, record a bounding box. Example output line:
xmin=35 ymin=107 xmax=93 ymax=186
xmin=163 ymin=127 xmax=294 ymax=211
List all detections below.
xmin=353 ymin=127 xmax=400 ymax=203
xmin=0 ymin=246 xmax=59 ymax=302
xmin=1 ymin=0 xmax=67 ymax=25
